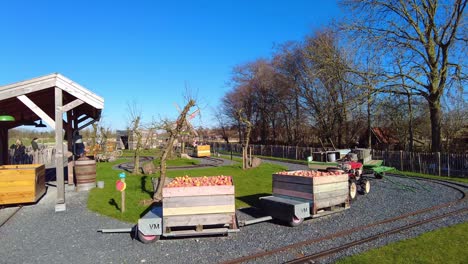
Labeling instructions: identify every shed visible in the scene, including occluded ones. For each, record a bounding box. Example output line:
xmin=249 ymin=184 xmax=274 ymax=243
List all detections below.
xmin=0 ymin=73 xmax=104 ymax=211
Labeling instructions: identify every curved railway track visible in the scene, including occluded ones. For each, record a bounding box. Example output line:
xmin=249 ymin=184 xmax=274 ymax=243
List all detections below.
xmin=116 ymin=156 xmax=226 ymax=172
xmin=222 ymin=174 xmax=468 ymax=264
xmin=0 ymin=206 xmax=22 ymax=229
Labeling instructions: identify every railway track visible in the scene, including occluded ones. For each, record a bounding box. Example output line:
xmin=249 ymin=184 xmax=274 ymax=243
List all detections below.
xmin=0 ymin=206 xmax=22 ymax=229
xmin=222 ymin=175 xmax=468 ymax=264
xmin=116 ymin=156 xmax=226 ymax=172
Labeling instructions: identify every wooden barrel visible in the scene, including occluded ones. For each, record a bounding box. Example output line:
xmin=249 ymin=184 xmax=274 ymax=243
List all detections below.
xmin=75 ymin=157 xmax=96 ymax=191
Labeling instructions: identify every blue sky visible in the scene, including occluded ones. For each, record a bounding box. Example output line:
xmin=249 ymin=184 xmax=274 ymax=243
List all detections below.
xmin=0 ymin=0 xmax=342 ymax=130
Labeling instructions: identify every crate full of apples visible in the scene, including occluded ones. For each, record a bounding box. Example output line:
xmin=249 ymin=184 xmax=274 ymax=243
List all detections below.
xmin=272 ymin=170 xmax=349 ymax=209
xmin=162 ymin=175 xmax=236 ymax=229
xmin=275 ymin=170 xmax=345 ymax=177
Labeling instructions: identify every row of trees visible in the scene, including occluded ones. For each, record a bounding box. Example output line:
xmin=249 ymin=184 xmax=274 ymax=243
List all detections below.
xmin=218 ymin=0 xmax=467 ymax=152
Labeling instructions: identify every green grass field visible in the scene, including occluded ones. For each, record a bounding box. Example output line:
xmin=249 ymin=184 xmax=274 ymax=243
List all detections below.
xmin=337 ymin=221 xmax=468 ymax=264
xmin=87 ymin=158 xmax=285 ymax=223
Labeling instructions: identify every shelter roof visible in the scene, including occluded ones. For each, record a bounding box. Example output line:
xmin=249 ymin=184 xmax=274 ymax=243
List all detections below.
xmin=0 ymin=73 xmax=103 ymax=129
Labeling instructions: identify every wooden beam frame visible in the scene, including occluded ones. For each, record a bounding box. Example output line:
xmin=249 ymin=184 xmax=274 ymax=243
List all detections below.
xmin=17 ymin=95 xmax=55 ymax=129
xmin=55 ymin=87 xmax=65 ymax=212
xmin=62 ymin=99 xmax=84 ymax=112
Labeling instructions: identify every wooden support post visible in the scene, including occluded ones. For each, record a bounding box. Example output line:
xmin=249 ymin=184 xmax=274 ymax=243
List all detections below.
xmin=121 ymin=178 xmax=126 ymax=213
xmin=0 ymin=128 xmax=8 ymax=165
xmin=400 ymin=150 xmax=403 ymax=171
xmin=67 ymin=161 xmax=74 ymax=186
xmin=447 ymin=154 xmax=450 ymax=177
xmin=418 ymin=153 xmax=422 ymax=174
xmin=55 ymin=87 xmax=65 ymax=212
xmin=438 ymin=152 xmax=441 ymax=177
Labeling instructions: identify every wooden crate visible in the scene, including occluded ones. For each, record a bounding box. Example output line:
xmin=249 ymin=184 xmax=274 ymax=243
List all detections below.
xmin=272 ymin=171 xmax=349 ymax=214
xmin=194 ymin=145 xmax=211 ymax=157
xmin=162 ymin=180 xmax=235 ymax=231
xmin=0 ymin=164 xmax=46 ymax=205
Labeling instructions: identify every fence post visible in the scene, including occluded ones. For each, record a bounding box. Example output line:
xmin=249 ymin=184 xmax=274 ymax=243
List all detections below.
xmin=447 ymin=153 xmax=450 ymax=177
xmin=295 ymin=146 xmax=298 ymax=160
xmin=438 ymin=152 xmax=441 ymax=177
xmin=283 ymin=145 xmax=285 ymax=158
xmin=400 ymin=150 xmax=403 ymax=171
xmin=418 ymin=153 xmax=422 ymax=174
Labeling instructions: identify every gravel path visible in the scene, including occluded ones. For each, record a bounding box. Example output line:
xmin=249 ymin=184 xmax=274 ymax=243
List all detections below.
xmin=0 ymin=159 xmax=466 ymax=264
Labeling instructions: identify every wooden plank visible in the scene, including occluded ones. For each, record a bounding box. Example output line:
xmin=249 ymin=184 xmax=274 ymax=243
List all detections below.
xmin=273 ymin=174 xmax=313 ymax=185
xmin=162 ymin=185 xmax=234 ymax=197
xmin=313 ymin=189 xmax=349 ymax=200
xmin=163 ymin=213 xmax=234 ymax=227
xmin=0 ymin=193 xmax=35 ymax=204
xmin=61 ymin=99 xmax=84 ymax=112
xmin=164 ymin=228 xmax=229 ymax=237
xmin=163 ymin=204 xmax=235 ymax=216
xmin=313 ymin=182 xmax=349 ymax=193
xmin=17 ymin=95 xmax=55 ymax=129
xmin=163 ymin=195 xmax=234 ymax=208
xmin=273 ymin=187 xmax=313 ymax=200
xmin=273 ymin=173 xmax=348 ymax=185
xmin=314 ymin=195 xmax=348 ymax=209
xmin=309 ymin=174 xmax=348 ymax=185
xmin=272 ymin=181 xmax=313 ymax=193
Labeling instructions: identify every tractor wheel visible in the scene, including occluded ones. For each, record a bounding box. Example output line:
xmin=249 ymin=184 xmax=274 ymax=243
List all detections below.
xmin=359 ymin=179 xmax=371 ymax=195
xmin=137 ymin=231 xmax=160 ymax=244
xmin=349 ymin=180 xmax=357 ymax=200
xmin=288 ymin=215 xmax=304 ymax=227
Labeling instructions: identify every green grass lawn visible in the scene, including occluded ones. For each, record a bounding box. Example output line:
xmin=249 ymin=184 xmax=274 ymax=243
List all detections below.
xmin=337 ymin=221 xmax=468 ymax=264
xmin=87 ymin=159 xmax=285 ymax=223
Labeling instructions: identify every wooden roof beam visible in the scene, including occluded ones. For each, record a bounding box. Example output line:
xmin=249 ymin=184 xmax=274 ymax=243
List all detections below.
xmin=17 ymin=95 xmax=55 ymax=129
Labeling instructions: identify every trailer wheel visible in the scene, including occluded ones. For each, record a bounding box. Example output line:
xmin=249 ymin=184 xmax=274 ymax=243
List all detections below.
xmin=349 ymin=180 xmax=357 ymax=200
xmin=375 ymin=172 xmax=384 ymax=179
xmin=138 ymin=231 xmax=160 ymax=244
xmin=288 ymin=215 xmax=304 ymax=227
xmin=359 ymin=179 xmax=370 ymax=195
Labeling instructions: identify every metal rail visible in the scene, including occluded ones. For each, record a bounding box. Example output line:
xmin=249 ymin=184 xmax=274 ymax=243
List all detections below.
xmin=286 ymin=208 xmax=468 ymax=264
xmin=0 ymin=206 xmax=22 ymax=229
xmin=221 ymin=177 xmax=467 ymax=264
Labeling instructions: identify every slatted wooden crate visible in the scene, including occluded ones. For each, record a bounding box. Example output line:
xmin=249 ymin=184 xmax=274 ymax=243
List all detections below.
xmin=0 ymin=164 xmax=46 ymax=205
xmin=272 ymin=171 xmax=349 ymax=214
xmin=162 ymin=178 xmax=235 ymax=233
xmin=194 ymin=145 xmax=211 ymax=157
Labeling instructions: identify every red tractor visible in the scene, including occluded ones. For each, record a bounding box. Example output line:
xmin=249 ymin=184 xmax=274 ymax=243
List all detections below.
xmin=327 ymin=159 xmax=371 ymax=200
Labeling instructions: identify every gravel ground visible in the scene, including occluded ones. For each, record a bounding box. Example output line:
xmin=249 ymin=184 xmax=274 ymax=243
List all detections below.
xmin=0 ymin=159 xmax=466 ymax=264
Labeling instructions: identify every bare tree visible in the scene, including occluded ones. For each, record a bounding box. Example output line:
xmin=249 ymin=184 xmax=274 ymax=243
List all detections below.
xmin=341 ymin=0 xmax=468 ymax=152
xmin=237 ymin=108 xmax=253 ymax=169
xmin=127 ymin=102 xmax=143 ymax=175
xmin=153 ymin=99 xmax=196 ymax=201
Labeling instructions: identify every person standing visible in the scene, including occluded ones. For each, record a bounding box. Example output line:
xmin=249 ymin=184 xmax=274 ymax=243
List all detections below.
xmin=31 ymin=138 xmax=39 ymax=163
xmin=13 ymin=139 xmax=26 ymax=164
xmin=31 ymin=138 xmax=39 ymax=151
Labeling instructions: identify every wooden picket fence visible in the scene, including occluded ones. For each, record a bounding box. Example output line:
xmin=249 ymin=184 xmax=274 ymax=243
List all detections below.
xmin=8 ymin=144 xmax=69 ymax=168
xmin=209 ymin=142 xmax=468 ymax=178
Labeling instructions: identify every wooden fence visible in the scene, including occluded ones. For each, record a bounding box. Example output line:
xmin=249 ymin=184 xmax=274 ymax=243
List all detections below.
xmin=209 ymin=142 xmax=468 ymax=178
xmin=8 ymin=144 xmax=69 ymax=168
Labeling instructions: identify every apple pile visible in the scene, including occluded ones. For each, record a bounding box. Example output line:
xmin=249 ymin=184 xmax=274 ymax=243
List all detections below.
xmin=165 ymin=175 xmax=233 ymax=188
xmin=276 ymin=170 xmax=345 ymax=177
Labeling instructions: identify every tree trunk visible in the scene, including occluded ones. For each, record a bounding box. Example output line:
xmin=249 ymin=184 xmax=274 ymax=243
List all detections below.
xmin=367 ymin=91 xmax=372 ymax=148
xmin=429 ymin=98 xmax=442 ymax=152
xmin=407 ymin=93 xmax=414 ymax=152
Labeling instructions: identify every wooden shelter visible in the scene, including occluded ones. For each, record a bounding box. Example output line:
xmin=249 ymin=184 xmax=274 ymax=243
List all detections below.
xmin=0 ymin=73 xmax=104 ymax=211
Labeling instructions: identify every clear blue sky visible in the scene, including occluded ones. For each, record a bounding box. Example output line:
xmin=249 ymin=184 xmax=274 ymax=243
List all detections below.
xmin=0 ymin=0 xmax=342 ymax=130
